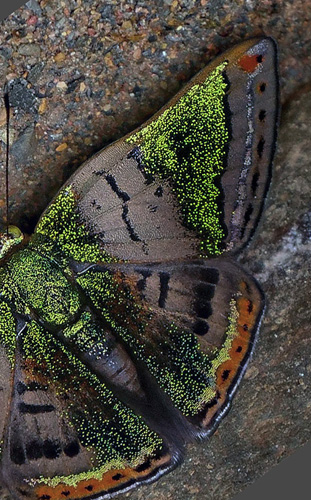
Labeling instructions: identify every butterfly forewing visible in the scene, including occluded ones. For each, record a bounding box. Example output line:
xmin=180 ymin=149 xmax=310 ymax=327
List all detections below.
xmin=64 ymin=140 xmax=199 ymax=263
xmin=63 ymin=36 xmax=278 ymax=259
xmin=0 ymin=36 xmax=278 ymax=500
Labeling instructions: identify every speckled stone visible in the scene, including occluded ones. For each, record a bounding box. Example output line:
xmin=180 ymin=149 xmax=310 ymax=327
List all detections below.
xmin=0 ymin=0 xmax=310 ymax=232
xmin=0 ymin=1 xmax=310 ymax=499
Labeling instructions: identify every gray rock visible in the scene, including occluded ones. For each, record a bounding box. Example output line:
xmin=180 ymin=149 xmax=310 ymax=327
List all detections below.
xmin=7 ymin=78 xmax=38 ymax=114
xmin=11 ymin=125 xmax=37 ymax=163
xmin=25 ymin=0 xmax=42 ymax=15
xmin=18 ymin=43 xmax=41 ymax=58
xmin=27 ymin=62 xmax=45 ymax=85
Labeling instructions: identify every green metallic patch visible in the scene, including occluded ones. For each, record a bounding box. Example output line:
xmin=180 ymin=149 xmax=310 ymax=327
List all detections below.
xmin=0 ymin=301 xmax=16 ymax=366
xmin=4 ymin=249 xmax=81 ymax=327
xmin=143 ymin=324 xmax=211 ymax=415
xmin=0 ymin=264 xmax=28 ymax=317
xmin=63 ymin=311 xmax=113 ymax=358
xmin=34 ymin=187 xmax=114 ymax=264
xmin=22 ymin=320 xmax=164 ymax=486
xmin=200 ymin=298 xmax=239 ymax=405
xmin=131 ymin=306 xmax=240 ymax=416
xmin=76 ymin=269 xmax=146 ymax=329
xmin=127 ymin=62 xmax=229 ymax=256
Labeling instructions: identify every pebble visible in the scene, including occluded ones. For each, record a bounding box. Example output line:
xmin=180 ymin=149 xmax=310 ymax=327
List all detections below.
xmin=133 ymin=48 xmax=142 ymax=60
xmin=55 ymin=142 xmax=68 ymax=152
xmin=26 ymin=0 xmax=42 ymax=15
xmin=0 ymin=108 xmax=8 ymax=127
xmin=56 ymin=81 xmax=68 ymax=91
xmin=54 ymin=52 xmax=66 ymax=63
xmin=27 ymin=15 xmax=38 ymax=26
xmin=38 ymin=98 xmax=47 ymax=114
xmin=11 ymin=125 xmax=36 ymax=161
xmin=18 ymin=43 xmax=41 ymax=57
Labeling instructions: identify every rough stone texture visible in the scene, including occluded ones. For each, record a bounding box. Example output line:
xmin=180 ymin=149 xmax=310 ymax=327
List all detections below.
xmin=0 ymin=1 xmax=310 ymax=499
xmin=0 ymin=0 xmax=311 ymax=231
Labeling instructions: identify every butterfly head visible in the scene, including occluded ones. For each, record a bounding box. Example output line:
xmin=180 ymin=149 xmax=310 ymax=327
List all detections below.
xmin=0 ymin=225 xmax=24 ymax=262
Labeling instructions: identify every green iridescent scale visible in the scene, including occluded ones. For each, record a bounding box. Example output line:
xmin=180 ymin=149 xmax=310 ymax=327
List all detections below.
xmin=33 ymin=186 xmax=114 ymax=265
xmin=0 ymin=302 xmax=16 ymax=366
xmin=21 ymin=322 xmax=164 ymax=476
xmin=127 ymin=62 xmax=229 ymax=256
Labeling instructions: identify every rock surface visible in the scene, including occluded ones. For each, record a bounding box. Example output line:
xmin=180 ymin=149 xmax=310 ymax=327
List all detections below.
xmin=0 ymin=1 xmax=310 ymax=499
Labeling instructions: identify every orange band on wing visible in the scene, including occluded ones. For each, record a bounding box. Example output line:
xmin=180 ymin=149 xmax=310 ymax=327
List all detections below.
xmin=202 ymin=279 xmax=261 ymax=428
xmin=34 ymin=454 xmax=171 ymax=500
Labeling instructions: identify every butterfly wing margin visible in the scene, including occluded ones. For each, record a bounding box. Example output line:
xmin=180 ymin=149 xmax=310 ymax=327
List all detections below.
xmin=221 ymin=37 xmax=278 ymax=252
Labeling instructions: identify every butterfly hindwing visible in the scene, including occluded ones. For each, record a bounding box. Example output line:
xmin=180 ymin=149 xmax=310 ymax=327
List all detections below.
xmin=1 ymin=319 xmax=177 ymax=500
xmin=74 ymin=258 xmax=264 ymax=435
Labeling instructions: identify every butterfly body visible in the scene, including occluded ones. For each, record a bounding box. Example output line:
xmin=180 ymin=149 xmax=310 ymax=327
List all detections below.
xmin=0 ymin=36 xmax=278 ymax=500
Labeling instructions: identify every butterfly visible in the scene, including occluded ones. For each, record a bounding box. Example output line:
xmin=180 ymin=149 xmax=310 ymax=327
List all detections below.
xmin=0 ymin=36 xmax=278 ymax=500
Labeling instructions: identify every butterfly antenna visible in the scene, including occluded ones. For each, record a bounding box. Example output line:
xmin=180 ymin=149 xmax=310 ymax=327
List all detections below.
xmin=3 ymin=85 xmax=10 ymax=237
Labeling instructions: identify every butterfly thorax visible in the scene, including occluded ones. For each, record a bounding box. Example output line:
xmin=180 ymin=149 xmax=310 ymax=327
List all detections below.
xmin=0 ymin=235 xmax=84 ymax=377
xmin=0 ymin=245 xmax=82 ymax=327
xmin=0 ymin=186 xmax=112 ymax=329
